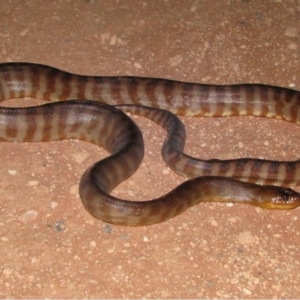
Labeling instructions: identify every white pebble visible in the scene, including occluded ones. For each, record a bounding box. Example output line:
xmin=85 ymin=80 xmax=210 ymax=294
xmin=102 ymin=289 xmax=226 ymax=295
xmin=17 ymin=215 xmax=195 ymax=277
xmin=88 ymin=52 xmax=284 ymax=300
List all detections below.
xmin=89 ymin=241 xmax=97 ymax=248
xmin=242 ymin=288 xmax=252 ymax=295
xmin=162 ymin=168 xmax=170 ymax=175
xmin=8 ymin=170 xmax=17 ymax=175
xmin=51 ymin=201 xmax=58 ymax=209
xmin=28 ymin=180 xmax=39 ymax=186
xmin=31 ymin=257 xmax=37 ymax=263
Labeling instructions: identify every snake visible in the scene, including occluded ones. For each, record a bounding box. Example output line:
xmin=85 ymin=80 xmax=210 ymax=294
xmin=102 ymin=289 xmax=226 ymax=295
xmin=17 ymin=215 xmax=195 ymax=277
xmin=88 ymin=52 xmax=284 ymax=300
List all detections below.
xmin=0 ymin=62 xmax=300 ymax=226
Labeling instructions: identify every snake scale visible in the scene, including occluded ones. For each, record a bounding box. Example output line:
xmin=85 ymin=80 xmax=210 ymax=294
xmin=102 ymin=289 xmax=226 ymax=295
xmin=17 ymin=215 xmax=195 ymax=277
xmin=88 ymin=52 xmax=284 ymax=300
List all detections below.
xmin=0 ymin=62 xmax=300 ymax=226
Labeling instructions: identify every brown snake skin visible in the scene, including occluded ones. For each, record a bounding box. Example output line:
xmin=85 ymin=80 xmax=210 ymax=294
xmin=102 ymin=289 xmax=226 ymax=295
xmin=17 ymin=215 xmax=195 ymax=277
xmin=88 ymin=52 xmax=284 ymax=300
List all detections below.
xmin=1 ymin=62 xmax=300 ymax=226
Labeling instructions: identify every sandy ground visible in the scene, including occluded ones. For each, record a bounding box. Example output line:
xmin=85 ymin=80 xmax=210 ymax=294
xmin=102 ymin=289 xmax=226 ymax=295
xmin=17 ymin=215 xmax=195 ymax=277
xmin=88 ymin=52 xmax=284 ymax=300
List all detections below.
xmin=0 ymin=0 xmax=299 ymax=298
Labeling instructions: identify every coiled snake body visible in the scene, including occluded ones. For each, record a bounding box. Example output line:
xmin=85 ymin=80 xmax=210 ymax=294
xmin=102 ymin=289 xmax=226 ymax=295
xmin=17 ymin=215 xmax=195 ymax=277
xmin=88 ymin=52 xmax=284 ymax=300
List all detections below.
xmin=1 ymin=62 xmax=300 ymax=226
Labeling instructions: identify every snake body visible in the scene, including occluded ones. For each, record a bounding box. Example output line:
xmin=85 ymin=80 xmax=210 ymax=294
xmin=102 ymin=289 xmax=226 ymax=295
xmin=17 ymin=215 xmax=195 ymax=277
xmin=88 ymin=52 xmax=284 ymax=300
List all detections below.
xmin=1 ymin=62 xmax=300 ymax=226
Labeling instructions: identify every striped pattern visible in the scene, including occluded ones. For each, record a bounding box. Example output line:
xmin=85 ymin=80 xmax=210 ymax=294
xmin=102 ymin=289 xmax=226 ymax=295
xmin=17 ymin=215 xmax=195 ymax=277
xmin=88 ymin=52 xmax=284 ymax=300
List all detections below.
xmin=0 ymin=62 xmax=300 ymax=226
xmin=117 ymin=105 xmax=300 ymax=187
xmin=1 ymin=63 xmax=299 ymax=119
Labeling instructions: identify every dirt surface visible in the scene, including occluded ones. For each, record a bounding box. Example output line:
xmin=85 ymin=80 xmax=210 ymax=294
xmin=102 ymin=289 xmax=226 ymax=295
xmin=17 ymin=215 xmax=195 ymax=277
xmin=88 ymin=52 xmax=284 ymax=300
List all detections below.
xmin=0 ymin=0 xmax=300 ymax=298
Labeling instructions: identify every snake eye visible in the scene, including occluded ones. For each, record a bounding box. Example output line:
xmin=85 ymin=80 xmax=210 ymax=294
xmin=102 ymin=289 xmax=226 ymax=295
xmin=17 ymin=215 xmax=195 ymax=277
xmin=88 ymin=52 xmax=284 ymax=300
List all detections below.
xmin=280 ymin=189 xmax=293 ymax=203
xmin=282 ymin=193 xmax=289 ymax=203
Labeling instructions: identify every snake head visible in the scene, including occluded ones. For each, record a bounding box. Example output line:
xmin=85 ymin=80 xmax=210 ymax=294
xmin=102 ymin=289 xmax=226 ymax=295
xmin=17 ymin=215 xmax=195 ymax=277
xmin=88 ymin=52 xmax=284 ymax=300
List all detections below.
xmin=259 ymin=186 xmax=300 ymax=209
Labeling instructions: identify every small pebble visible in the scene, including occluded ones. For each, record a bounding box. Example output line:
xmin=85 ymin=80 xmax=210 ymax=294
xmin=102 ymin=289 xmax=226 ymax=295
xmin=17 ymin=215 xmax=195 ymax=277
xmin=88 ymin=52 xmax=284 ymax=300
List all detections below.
xmin=31 ymin=257 xmax=37 ymax=263
xmin=69 ymin=184 xmax=79 ymax=195
xmin=103 ymin=224 xmax=113 ymax=233
xmin=133 ymin=62 xmax=142 ymax=69
xmin=2 ymin=267 xmax=13 ymax=277
xmin=8 ymin=170 xmax=17 ymax=175
xmin=28 ymin=180 xmax=39 ymax=186
xmin=89 ymin=241 xmax=97 ymax=247
xmin=169 ymin=54 xmax=183 ymax=67
xmin=162 ymin=168 xmax=170 ymax=175
xmin=50 ymin=201 xmax=58 ymax=209
xmin=54 ymin=220 xmax=65 ymax=232
xmin=242 ymin=288 xmax=252 ymax=295
xmin=21 ymin=210 xmax=39 ymax=223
